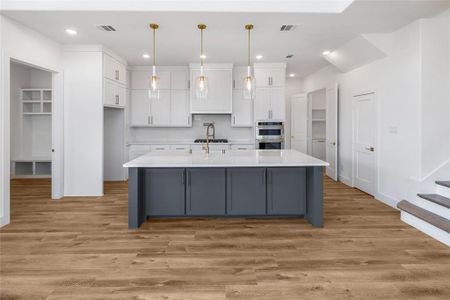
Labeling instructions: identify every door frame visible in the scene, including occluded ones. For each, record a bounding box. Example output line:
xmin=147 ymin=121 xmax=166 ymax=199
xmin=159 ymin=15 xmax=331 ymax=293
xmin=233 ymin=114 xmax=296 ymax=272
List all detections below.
xmin=0 ymin=53 xmax=64 ymax=227
xmin=351 ymin=89 xmax=378 ymax=196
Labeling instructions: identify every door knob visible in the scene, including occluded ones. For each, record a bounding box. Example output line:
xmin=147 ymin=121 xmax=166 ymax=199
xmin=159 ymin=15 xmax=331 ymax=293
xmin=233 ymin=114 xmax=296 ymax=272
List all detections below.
xmin=365 ymin=146 xmax=374 ymax=152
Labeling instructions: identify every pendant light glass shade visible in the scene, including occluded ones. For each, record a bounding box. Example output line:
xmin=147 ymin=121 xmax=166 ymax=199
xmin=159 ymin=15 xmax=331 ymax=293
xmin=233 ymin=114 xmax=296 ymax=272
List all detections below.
xmin=148 ymin=65 xmax=160 ymax=99
xmin=243 ymin=24 xmax=255 ymax=100
xmin=196 ymin=65 xmax=209 ymax=99
xmin=196 ymin=24 xmax=208 ymax=99
xmin=148 ymin=24 xmax=160 ymax=100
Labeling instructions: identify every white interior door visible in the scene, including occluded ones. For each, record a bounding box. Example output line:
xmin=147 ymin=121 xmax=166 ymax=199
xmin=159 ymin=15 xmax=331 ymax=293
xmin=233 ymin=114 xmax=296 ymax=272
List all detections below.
xmin=326 ymin=84 xmax=338 ymax=180
xmin=290 ymin=93 xmax=308 ymax=153
xmin=353 ymin=92 xmax=376 ymax=195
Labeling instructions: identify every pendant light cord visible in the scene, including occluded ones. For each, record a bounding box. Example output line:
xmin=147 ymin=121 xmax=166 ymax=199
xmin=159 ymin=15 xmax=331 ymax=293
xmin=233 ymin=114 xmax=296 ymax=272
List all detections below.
xmin=153 ymin=27 xmax=156 ymax=66
xmin=200 ymin=27 xmax=204 ymax=67
xmin=248 ymin=27 xmax=251 ymax=67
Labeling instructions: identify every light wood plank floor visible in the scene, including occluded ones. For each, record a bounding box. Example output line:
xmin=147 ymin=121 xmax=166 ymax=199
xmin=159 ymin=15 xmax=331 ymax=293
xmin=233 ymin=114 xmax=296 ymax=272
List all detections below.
xmin=1 ymin=177 xmax=449 ymax=300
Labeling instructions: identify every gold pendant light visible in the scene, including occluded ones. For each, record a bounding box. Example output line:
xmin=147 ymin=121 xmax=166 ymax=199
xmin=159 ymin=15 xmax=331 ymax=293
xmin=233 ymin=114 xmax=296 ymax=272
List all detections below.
xmin=196 ymin=24 xmax=209 ymax=99
xmin=148 ymin=23 xmax=160 ymax=100
xmin=243 ymin=24 xmax=255 ymax=100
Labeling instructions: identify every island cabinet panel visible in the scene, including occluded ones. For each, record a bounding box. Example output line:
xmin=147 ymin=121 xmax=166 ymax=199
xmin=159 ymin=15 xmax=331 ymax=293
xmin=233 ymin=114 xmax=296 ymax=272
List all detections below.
xmin=226 ymin=168 xmax=267 ymax=215
xmin=267 ymin=168 xmax=306 ymax=215
xmin=144 ymin=168 xmax=185 ymax=216
xmin=186 ymin=168 xmax=226 ymax=215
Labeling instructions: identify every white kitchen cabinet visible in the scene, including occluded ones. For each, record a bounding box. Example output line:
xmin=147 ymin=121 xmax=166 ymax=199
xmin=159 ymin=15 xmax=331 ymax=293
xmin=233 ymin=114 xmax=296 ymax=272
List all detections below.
xmin=150 ymin=90 xmax=171 ymax=126
xmin=232 ymin=89 xmax=253 ymax=127
xmin=190 ymin=65 xmax=232 ymax=114
xmin=104 ymin=79 xmax=126 ymax=108
xmin=171 ymin=70 xmax=189 ymax=90
xmin=130 ymin=90 xmax=151 ymax=126
xmin=171 ymin=90 xmax=191 ymax=126
xmin=254 ymin=65 xmax=286 ymax=88
xmin=233 ymin=69 xmax=248 ymax=90
xmin=254 ymin=88 xmax=285 ymax=121
xmin=170 ymin=144 xmax=191 ymax=151
xmin=231 ymin=144 xmax=255 ymax=150
xmin=131 ymin=70 xmax=171 ymax=90
xmin=104 ymin=53 xmax=126 ymax=86
xmin=150 ymin=145 xmax=170 ymax=151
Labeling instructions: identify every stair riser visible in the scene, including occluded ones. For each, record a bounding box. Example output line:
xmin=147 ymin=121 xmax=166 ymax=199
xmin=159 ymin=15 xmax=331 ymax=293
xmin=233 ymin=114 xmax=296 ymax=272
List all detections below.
xmin=411 ymin=196 xmax=450 ymax=220
xmin=400 ymin=212 xmax=450 ymax=246
xmin=436 ymin=185 xmax=450 ymax=199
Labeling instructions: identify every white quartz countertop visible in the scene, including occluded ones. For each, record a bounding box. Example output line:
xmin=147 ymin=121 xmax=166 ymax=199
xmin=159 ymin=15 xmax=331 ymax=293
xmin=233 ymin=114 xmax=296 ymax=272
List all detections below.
xmin=123 ymin=149 xmax=329 ymax=168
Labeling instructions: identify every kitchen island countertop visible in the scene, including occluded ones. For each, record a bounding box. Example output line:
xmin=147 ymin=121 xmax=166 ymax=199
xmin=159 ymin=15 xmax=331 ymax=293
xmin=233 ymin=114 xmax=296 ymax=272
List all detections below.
xmin=123 ymin=149 xmax=329 ymax=168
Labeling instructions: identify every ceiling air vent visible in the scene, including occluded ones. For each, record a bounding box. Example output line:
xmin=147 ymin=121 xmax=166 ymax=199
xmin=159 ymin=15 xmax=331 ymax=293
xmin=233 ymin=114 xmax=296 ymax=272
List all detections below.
xmin=280 ymin=24 xmax=298 ymax=32
xmin=96 ymin=25 xmax=117 ymax=32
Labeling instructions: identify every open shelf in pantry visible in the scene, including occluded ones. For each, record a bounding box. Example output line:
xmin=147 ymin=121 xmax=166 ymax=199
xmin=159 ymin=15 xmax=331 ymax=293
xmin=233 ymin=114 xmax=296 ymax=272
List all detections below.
xmin=11 ymin=158 xmax=51 ymax=178
xmin=21 ymin=88 xmax=52 ymax=115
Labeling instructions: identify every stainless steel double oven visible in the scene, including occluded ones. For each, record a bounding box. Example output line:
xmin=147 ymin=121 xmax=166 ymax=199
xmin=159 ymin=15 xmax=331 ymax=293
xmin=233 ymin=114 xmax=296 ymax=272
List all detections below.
xmin=255 ymin=121 xmax=285 ymax=149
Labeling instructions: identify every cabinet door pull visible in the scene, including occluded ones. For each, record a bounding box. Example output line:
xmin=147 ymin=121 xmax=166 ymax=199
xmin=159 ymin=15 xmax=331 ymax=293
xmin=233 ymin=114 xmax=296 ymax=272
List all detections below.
xmin=181 ymin=172 xmax=185 ymax=184
xmin=115 ymin=70 xmax=119 ymax=80
xmin=147 ymin=116 xmax=150 ymax=124
xmin=268 ymin=77 xmax=270 ymax=86
xmin=233 ymin=115 xmax=235 ymax=124
xmin=115 ymin=94 xmax=119 ymax=105
xmin=233 ymin=79 xmax=235 ymax=89
xmin=188 ymin=80 xmax=190 ymax=88
xmin=151 ymin=116 xmax=153 ymax=124
xmin=188 ymin=115 xmax=190 ymax=125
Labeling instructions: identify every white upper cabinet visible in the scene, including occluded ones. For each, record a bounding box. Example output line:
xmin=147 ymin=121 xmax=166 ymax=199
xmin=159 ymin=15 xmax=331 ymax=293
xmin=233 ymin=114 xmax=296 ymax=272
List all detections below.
xmin=103 ymin=53 xmax=126 ymax=86
xmin=254 ymin=88 xmax=272 ymax=120
xmin=129 ymin=67 xmax=191 ymax=127
xmin=253 ymin=63 xmax=286 ymax=121
xmin=232 ymin=87 xmax=253 ymax=127
xmin=171 ymin=70 xmax=189 ymax=90
xmin=171 ymin=90 xmax=191 ymax=126
xmin=104 ymin=79 xmax=126 ymax=108
xmin=254 ymin=63 xmax=286 ymax=88
xmin=150 ymin=90 xmax=171 ymax=126
xmin=190 ymin=64 xmax=232 ymax=114
xmin=130 ymin=90 xmax=150 ymax=126
xmin=131 ymin=70 xmax=170 ymax=90
xmin=269 ymin=88 xmax=285 ymax=120
xmin=233 ymin=69 xmax=248 ymax=90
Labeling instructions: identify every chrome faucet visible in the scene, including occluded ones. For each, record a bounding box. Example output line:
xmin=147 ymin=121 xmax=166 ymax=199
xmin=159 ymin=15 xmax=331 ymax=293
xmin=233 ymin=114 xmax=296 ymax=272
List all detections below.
xmin=203 ymin=122 xmax=215 ymax=153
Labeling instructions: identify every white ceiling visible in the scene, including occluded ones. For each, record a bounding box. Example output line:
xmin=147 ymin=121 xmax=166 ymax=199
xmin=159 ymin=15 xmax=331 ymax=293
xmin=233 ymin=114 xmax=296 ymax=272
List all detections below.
xmin=2 ymin=0 xmax=449 ymax=77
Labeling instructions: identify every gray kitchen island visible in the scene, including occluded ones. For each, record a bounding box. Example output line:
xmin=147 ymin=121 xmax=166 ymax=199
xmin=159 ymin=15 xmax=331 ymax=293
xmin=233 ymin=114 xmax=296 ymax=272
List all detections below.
xmin=123 ymin=149 xmax=328 ymax=229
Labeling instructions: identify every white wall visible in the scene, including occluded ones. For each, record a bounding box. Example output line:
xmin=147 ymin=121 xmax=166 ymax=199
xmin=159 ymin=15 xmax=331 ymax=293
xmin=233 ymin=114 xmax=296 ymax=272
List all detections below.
xmin=63 ymin=49 xmax=103 ymax=196
xmin=285 ymin=77 xmax=303 ymax=149
xmin=0 ymin=16 xmax=62 ymax=227
xmin=419 ymin=11 xmax=450 ymax=177
xmin=299 ymin=10 xmax=450 ymax=207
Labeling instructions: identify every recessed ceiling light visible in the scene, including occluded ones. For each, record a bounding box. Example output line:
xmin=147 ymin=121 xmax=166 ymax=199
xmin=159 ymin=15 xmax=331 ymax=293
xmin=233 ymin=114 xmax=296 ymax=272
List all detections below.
xmin=142 ymin=53 xmax=150 ymax=59
xmin=65 ymin=28 xmax=77 ymax=35
xmin=200 ymin=54 xmax=207 ymax=59
xmin=322 ymin=50 xmax=331 ymax=56
xmin=289 ymin=73 xmax=296 ymax=77
xmin=255 ymin=54 xmax=263 ymax=60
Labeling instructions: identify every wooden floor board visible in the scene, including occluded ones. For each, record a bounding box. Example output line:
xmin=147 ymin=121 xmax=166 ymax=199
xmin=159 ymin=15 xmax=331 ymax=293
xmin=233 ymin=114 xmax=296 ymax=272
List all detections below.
xmin=1 ymin=177 xmax=449 ymax=299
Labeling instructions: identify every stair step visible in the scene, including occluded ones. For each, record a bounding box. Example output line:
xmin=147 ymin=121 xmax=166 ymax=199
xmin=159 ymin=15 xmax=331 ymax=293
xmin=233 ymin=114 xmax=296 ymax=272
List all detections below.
xmin=417 ymin=194 xmax=450 ymax=209
xmin=397 ymin=200 xmax=450 ymax=233
xmin=436 ymin=181 xmax=450 ymax=188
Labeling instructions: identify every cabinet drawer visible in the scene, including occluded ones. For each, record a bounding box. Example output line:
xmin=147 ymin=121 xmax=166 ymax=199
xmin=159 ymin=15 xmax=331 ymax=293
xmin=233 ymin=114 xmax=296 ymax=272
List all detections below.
xmin=231 ymin=144 xmax=255 ymax=150
xmin=104 ymin=54 xmax=126 ymax=85
xmin=150 ymin=145 xmax=170 ymax=151
xmin=129 ymin=145 xmax=151 ymax=152
xmin=170 ymin=145 xmax=191 ymax=151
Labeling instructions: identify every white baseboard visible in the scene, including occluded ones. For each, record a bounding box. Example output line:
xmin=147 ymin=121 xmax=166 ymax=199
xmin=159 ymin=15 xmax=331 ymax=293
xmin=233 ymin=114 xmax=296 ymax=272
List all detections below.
xmin=0 ymin=215 xmax=10 ymax=228
xmin=375 ymin=191 xmax=399 ymax=209
xmin=338 ymin=174 xmax=352 ymax=187
xmin=400 ymin=211 xmax=450 ymax=246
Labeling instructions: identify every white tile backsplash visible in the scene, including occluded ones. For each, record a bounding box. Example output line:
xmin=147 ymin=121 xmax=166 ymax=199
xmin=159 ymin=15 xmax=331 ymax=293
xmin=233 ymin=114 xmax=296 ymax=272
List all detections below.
xmin=129 ymin=114 xmax=254 ymax=142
